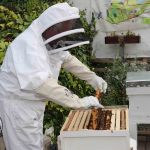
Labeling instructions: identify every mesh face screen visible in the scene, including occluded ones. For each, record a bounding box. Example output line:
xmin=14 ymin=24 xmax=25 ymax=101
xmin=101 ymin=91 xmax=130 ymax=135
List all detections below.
xmin=46 ymin=32 xmax=89 ymax=50
xmin=42 ymin=19 xmax=83 ymax=40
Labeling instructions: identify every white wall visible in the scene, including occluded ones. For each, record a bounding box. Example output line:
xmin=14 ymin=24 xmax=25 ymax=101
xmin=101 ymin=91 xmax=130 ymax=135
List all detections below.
xmin=69 ymin=0 xmax=150 ymax=59
xmin=69 ymin=0 xmax=92 ymax=22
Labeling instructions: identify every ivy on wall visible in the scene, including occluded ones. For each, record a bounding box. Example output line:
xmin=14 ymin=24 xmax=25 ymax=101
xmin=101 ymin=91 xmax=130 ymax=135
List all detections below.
xmin=0 ymin=5 xmax=21 ymax=64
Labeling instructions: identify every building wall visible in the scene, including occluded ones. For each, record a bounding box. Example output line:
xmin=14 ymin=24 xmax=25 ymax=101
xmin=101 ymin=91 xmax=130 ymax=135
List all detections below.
xmin=69 ymin=0 xmax=150 ymax=59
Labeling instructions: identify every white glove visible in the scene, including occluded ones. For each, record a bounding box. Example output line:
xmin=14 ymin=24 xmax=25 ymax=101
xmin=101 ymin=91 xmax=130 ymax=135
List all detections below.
xmin=81 ymin=96 xmax=104 ymax=109
xmin=62 ymin=54 xmax=107 ymax=93
xmin=35 ymin=77 xmax=103 ymax=109
xmin=89 ymin=76 xmax=107 ymax=93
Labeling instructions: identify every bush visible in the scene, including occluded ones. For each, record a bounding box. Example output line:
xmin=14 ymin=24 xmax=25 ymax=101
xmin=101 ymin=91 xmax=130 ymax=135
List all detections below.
xmin=102 ymin=58 xmax=128 ymax=106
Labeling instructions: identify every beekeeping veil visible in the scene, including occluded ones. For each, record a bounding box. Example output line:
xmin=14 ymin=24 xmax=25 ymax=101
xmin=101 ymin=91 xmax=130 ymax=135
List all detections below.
xmin=38 ymin=2 xmax=89 ymax=54
xmin=1 ymin=3 xmax=90 ymax=91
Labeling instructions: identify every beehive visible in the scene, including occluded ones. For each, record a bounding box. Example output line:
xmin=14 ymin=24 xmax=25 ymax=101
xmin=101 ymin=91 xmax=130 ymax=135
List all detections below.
xmin=58 ymin=106 xmax=130 ymax=150
xmin=126 ymin=71 xmax=150 ymax=142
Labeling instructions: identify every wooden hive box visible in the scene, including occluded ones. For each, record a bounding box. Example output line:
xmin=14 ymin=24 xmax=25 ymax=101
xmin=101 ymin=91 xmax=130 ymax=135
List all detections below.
xmin=58 ymin=106 xmax=130 ymax=150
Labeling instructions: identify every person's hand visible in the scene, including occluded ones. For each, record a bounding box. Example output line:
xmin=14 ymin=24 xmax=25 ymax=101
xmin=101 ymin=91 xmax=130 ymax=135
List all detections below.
xmin=81 ymin=96 xmax=104 ymax=109
xmin=90 ymin=76 xmax=107 ymax=93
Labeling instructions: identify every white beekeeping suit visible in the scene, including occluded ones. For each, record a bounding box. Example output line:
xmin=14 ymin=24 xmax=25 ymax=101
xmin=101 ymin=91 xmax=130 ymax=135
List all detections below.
xmin=0 ymin=3 xmax=107 ymax=150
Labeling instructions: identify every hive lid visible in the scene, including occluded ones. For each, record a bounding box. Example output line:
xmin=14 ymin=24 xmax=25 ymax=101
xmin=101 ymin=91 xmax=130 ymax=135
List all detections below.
xmin=126 ymin=71 xmax=150 ymax=87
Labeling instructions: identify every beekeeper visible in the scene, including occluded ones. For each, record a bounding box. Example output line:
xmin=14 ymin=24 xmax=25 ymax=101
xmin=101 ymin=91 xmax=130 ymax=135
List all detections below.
xmin=0 ymin=2 xmax=107 ymax=150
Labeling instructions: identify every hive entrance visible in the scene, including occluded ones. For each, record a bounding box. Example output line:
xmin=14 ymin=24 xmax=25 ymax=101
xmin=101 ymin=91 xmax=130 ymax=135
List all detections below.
xmin=61 ymin=107 xmax=129 ymax=131
xmin=138 ymin=124 xmax=150 ymax=150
